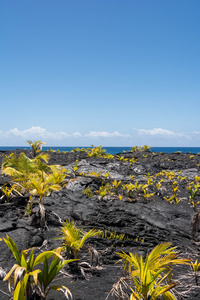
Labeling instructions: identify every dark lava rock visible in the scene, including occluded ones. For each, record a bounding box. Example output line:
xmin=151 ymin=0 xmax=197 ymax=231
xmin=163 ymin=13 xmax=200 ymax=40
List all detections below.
xmin=0 ymin=150 xmax=200 ymax=299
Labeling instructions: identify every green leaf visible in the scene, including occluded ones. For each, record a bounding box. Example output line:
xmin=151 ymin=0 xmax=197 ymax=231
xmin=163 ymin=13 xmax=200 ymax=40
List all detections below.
xmin=3 ymin=236 xmax=21 ymax=265
xmin=48 ymin=285 xmax=72 ymax=299
xmin=43 ymin=256 xmax=49 ymax=289
xmin=33 ymin=251 xmax=55 ymax=267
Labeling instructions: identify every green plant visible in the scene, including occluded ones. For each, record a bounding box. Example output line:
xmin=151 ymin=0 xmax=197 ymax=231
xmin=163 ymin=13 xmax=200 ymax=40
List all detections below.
xmin=2 ymin=235 xmax=74 ymax=299
xmin=58 ymin=220 xmax=101 ymax=260
xmin=73 ymin=160 xmax=79 ymax=175
xmin=26 ymin=140 xmax=46 ymax=157
xmin=111 ymin=180 xmax=121 ymax=195
xmin=143 ymin=145 xmax=151 ymax=151
xmin=164 ymin=181 xmax=181 ymax=205
xmin=133 ymin=181 xmax=143 ymax=196
xmin=144 ymin=173 xmax=154 ymax=186
xmin=130 ymin=146 xmax=142 ymax=153
xmin=25 ymin=196 xmax=35 ymax=216
xmin=72 ymin=147 xmax=87 ymax=153
xmin=2 ymin=152 xmax=68 ymax=227
xmin=116 ymin=243 xmax=190 ymax=300
xmin=82 ymin=187 xmax=94 ymax=199
xmin=104 ymin=172 xmax=110 ymax=179
xmin=96 ymin=183 xmax=112 ymax=200
xmin=89 ymin=171 xmax=102 ymax=179
xmin=99 ymin=230 xmax=129 ymax=241
xmin=187 ymin=182 xmax=200 ymax=210
xmin=190 ymin=259 xmax=200 ymax=285
xmin=105 ymin=154 xmax=114 ymax=159
xmin=86 ymin=145 xmax=106 ymax=157
xmin=29 ymin=176 xmax=61 ymax=204
xmin=124 ymin=183 xmax=135 ymax=198
xmin=0 ymin=184 xmax=17 ymax=202
xmin=156 ymin=179 xmax=164 ymax=190
xmin=142 ymin=186 xmax=155 ymax=201
xmin=129 ymin=158 xmax=136 ymax=165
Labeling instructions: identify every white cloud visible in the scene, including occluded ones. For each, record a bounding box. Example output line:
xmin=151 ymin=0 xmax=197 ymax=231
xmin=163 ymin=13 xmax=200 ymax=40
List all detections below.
xmin=1 ymin=126 xmax=81 ymax=140
xmin=85 ymin=131 xmax=130 ymax=138
xmin=135 ymin=128 xmax=188 ymax=138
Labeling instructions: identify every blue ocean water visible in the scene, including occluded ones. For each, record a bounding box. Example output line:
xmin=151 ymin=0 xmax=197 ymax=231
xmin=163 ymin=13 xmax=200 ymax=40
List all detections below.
xmin=0 ymin=146 xmax=200 ymax=154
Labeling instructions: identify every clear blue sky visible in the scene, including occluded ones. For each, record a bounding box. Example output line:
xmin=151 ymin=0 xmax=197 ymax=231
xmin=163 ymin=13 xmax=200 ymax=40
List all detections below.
xmin=1 ymin=0 xmax=200 ymax=146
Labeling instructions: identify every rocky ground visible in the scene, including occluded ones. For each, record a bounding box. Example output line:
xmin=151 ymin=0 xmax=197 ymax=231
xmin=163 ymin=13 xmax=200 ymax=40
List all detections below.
xmin=0 ymin=149 xmax=200 ymax=299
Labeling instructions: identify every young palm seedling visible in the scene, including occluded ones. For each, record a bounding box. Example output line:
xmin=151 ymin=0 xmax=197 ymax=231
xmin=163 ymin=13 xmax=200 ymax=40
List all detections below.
xmin=190 ymin=259 xmax=200 ymax=286
xmin=133 ymin=181 xmax=143 ymax=196
xmin=164 ymin=181 xmax=181 ymax=205
xmin=142 ymin=185 xmax=155 ymax=201
xmin=144 ymin=173 xmax=155 ymax=186
xmin=2 ymin=235 xmax=75 ymax=299
xmin=111 ymin=180 xmax=121 ymax=195
xmin=29 ymin=175 xmax=62 ymax=227
xmin=0 ymin=184 xmax=17 ymax=202
xmin=124 ymin=183 xmax=135 ymax=198
xmin=58 ymin=219 xmax=101 ymax=271
xmin=82 ymin=186 xmax=94 ymax=199
xmin=96 ymin=183 xmax=112 ymax=200
xmin=115 ymin=242 xmax=190 ymax=300
xmin=130 ymin=146 xmax=142 ymax=153
xmin=73 ymin=160 xmax=79 ymax=176
xmin=2 ymin=152 xmax=68 ymax=227
xmin=156 ymin=179 xmax=164 ymax=191
xmin=187 ymin=182 xmax=200 ymax=210
xmin=26 ymin=140 xmax=46 ymax=157
xmin=86 ymin=145 xmax=106 ymax=157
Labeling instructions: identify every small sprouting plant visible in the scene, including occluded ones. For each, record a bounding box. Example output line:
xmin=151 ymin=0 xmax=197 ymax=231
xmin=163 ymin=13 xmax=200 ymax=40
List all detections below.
xmin=104 ymin=172 xmax=110 ymax=179
xmin=165 ymin=171 xmax=176 ymax=182
xmin=89 ymin=171 xmax=102 ymax=179
xmin=96 ymin=183 xmax=112 ymax=200
xmin=129 ymin=158 xmax=136 ymax=165
xmin=116 ymin=155 xmax=125 ymax=161
xmin=190 ymin=259 xmax=200 ymax=286
xmin=87 ymin=145 xmax=106 ymax=157
xmin=118 ymin=195 xmax=123 ymax=200
xmin=73 ymin=160 xmax=79 ymax=175
xmin=133 ymin=181 xmax=143 ymax=196
xmin=26 ymin=140 xmax=46 ymax=157
xmin=143 ymin=186 xmax=155 ymax=201
xmin=177 ymin=175 xmax=187 ymax=181
xmin=73 ymin=147 xmax=87 ymax=152
xmin=187 ymin=182 xmax=200 ymax=210
xmin=144 ymin=173 xmax=155 ymax=185
xmin=58 ymin=220 xmax=101 ymax=260
xmin=105 ymin=154 xmax=114 ymax=159
xmin=25 ymin=196 xmax=34 ymax=216
xmin=99 ymin=230 xmax=129 ymax=241
xmin=111 ymin=180 xmax=121 ymax=195
xmin=164 ymin=181 xmax=181 ymax=205
xmin=0 ymin=184 xmax=17 ymax=202
xmin=130 ymin=146 xmax=142 ymax=152
xmin=124 ymin=183 xmax=135 ymax=198
xmin=82 ymin=187 xmax=94 ymax=199
xmin=143 ymin=145 xmax=151 ymax=151
xmin=194 ymin=176 xmax=200 ymax=182
xmin=156 ymin=179 xmax=164 ymax=190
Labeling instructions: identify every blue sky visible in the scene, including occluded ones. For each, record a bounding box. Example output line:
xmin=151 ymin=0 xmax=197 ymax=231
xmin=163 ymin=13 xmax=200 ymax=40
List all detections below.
xmin=1 ymin=0 xmax=200 ymax=147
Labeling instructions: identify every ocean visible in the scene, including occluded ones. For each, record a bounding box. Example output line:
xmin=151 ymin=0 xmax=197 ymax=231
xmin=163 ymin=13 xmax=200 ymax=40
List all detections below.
xmin=0 ymin=146 xmax=200 ymax=155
